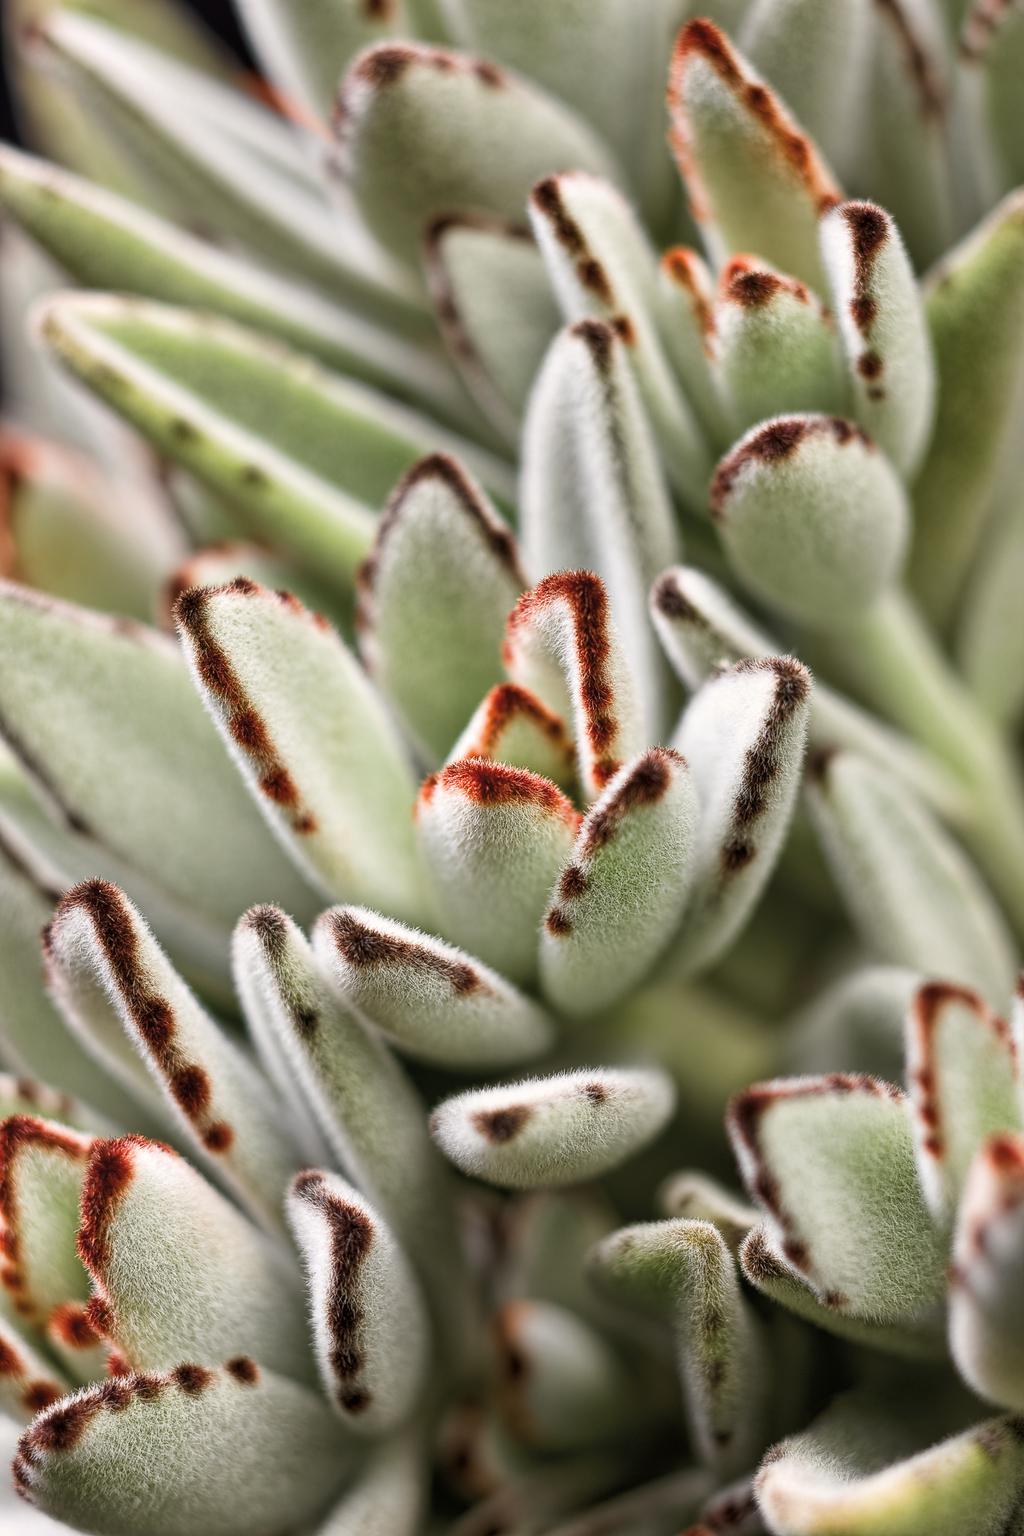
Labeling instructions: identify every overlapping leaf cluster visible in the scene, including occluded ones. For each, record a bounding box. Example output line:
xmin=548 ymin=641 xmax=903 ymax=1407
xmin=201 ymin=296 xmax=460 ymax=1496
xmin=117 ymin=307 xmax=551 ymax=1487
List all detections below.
xmin=0 ymin=0 xmax=1023 ymax=1532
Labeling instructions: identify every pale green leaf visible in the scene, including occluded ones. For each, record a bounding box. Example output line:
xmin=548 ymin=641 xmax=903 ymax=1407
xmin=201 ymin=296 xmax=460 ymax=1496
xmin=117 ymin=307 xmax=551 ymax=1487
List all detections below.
xmin=949 ymin=1133 xmax=1024 ymax=1413
xmin=0 ymin=1115 xmax=93 ymax=1331
xmin=658 ymin=1172 xmax=758 ymax=1253
xmin=313 ymin=1429 xmax=426 ymax=1536
xmin=448 ymin=685 xmax=575 ymax=791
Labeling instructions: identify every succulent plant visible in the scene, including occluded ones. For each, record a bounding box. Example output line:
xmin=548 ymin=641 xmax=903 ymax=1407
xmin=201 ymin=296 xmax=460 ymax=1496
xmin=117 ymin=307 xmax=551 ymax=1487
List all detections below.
xmin=0 ymin=0 xmax=1023 ymax=1531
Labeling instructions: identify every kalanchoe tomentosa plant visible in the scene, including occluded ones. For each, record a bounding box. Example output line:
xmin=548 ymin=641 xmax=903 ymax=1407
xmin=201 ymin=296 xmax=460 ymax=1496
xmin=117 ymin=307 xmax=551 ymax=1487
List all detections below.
xmin=0 ymin=0 xmax=1023 ymax=1531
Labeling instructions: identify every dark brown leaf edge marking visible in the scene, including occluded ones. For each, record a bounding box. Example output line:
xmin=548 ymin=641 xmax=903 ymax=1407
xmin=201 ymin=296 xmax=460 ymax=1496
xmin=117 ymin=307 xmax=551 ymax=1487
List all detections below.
xmin=545 ymin=748 xmax=685 ymax=938
xmin=46 ymin=881 xmax=236 ymax=1155
xmin=908 ymin=980 xmax=1015 ymax=1168
xmin=504 ymin=571 xmax=622 ymax=792
xmin=530 ymin=175 xmax=636 ymax=345
xmin=661 ymin=248 xmax=716 ymax=355
xmin=837 ymin=202 xmax=891 ymax=402
xmin=727 ymin=1073 xmax=903 ymax=1276
xmin=160 ymin=541 xmax=265 ymax=630
xmin=710 ymin=415 xmax=872 ymax=517
xmin=950 ymin=1132 xmax=1024 ymax=1297
xmin=291 ymin=1171 xmax=375 ymax=1416
xmin=875 ymin=0 xmax=946 ymax=114
xmin=14 ymin=1360 xmax=258 ymax=1502
xmin=175 ymin=577 xmax=327 ymax=837
xmin=0 ymin=1116 xmax=92 ymax=1324
xmin=716 ymin=657 xmax=810 ymax=877
xmin=719 ymin=255 xmax=810 ymax=310
xmin=326 ymin=907 xmax=488 ymax=999
xmin=459 ymin=683 xmax=575 ymax=778
xmin=331 ymin=43 xmax=507 ymax=163
xmin=419 ymin=758 xmax=580 ymax=828
xmin=0 ymin=1329 xmax=64 ymax=1418
xmin=668 ymin=20 xmax=841 ymax=224
xmin=356 ymin=451 xmax=523 ymax=640
xmin=739 ymin=1225 xmax=850 ymax=1313
xmin=650 ymin=569 xmax=712 ymax=633
xmin=240 ymin=905 xmax=322 ymax=1038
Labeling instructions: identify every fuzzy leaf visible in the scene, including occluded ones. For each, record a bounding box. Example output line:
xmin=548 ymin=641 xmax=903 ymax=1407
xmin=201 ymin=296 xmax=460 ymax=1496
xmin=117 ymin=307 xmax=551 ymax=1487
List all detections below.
xmin=528 ymin=171 xmax=711 ymax=503
xmin=659 ymin=1173 xmax=758 ymax=1253
xmin=313 ymin=1430 xmax=426 ymax=1536
xmin=519 ymin=327 xmax=680 ymax=744
xmin=756 ymin=1393 xmax=1024 ymax=1536
xmin=819 ymin=200 xmax=935 ymax=476
xmin=909 ymin=191 xmax=1024 ymax=628
xmin=37 ymin=295 xmax=513 ymax=588
xmin=0 ymin=1116 xmax=93 ymax=1330
xmin=539 ymin=748 xmax=698 ymax=1016
xmin=288 ymin=1169 xmax=429 ymax=1433
xmin=950 ymin=1133 xmax=1024 ymax=1413
xmin=503 ymin=572 xmax=644 ymax=802
xmin=315 ymin=904 xmax=554 ymax=1069
xmin=0 ymin=582 xmax=315 ymax=942
xmin=673 ymin=657 xmax=811 ymax=977
xmin=905 ymin=981 xmax=1022 ymax=1222
xmin=175 ymin=579 xmax=426 ymax=924
xmin=727 ymin=1075 xmax=946 ymax=1326
xmin=0 ymin=1315 xmax=67 ymax=1426
xmin=0 ymin=147 xmax=460 ymax=417
xmin=15 ymin=1360 xmax=348 ymax=1536
xmin=490 ymin=1299 xmax=634 ymax=1452
xmin=709 ymin=415 xmax=909 ymax=629
xmin=656 ymin=246 xmax=732 ymax=446
xmin=416 ymin=760 xmax=579 ymax=987
xmin=235 ymin=0 xmax=404 ymax=119
xmin=712 ymin=257 xmax=846 ymax=434
xmin=807 ymin=751 xmax=1016 ymax=1003
xmin=332 ymin=42 xmax=619 ymax=270
xmin=448 ymin=685 xmax=575 ymax=790
xmin=356 ymin=453 xmax=524 ymax=767
xmin=77 ymin=1135 xmax=313 ymax=1383
xmin=44 ymin=882 xmax=304 ymax=1231
xmin=430 ymin=1066 xmax=676 ymax=1189
xmin=423 ymin=214 xmax=559 ymax=443
xmin=667 ymin=20 xmax=841 ymax=291
xmin=160 ymin=543 xmax=345 ymax=636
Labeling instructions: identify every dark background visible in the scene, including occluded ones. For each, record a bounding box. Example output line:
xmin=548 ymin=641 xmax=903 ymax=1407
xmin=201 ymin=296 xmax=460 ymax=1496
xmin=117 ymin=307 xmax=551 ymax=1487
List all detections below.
xmin=0 ymin=1 xmax=251 ymax=143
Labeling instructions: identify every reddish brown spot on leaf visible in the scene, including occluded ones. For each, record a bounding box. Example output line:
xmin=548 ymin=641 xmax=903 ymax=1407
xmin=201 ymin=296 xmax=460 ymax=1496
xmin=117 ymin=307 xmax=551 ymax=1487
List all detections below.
xmin=173 ymin=1363 xmax=214 ymax=1395
xmin=292 ymin=1174 xmax=375 ymax=1405
xmin=225 ymin=1356 xmax=259 ymax=1385
xmin=472 ymin=1105 xmax=533 ymax=1144
xmin=428 ymin=759 xmax=579 ymax=826
xmin=582 ymin=748 xmax=683 ymax=853
xmin=711 ymin=416 xmax=870 ymax=514
xmin=48 ymin=1303 xmax=100 ymax=1352
xmin=328 ymin=909 xmax=485 ymax=996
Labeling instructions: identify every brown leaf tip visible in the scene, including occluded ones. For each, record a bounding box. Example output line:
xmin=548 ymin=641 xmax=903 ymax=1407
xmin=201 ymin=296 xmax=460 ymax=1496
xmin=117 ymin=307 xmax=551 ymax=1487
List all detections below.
xmin=472 ymin=1105 xmax=534 ymax=1144
xmin=570 ymin=317 xmax=617 ymax=373
xmin=711 ymin=416 xmax=870 ymax=513
xmin=427 ymin=759 xmax=579 ymax=825
xmin=352 ymin=43 xmax=505 ymax=94
xmin=464 ymin=683 xmax=573 ymax=766
xmin=77 ymin=1136 xmax=143 ymax=1274
xmin=721 ymin=257 xmax=809 ymax=309
xmin=661 ymin=248 xmax=715 ymax=345
xmin=370 ymin=452 xmax=523 ymax=588
xmin=328 ymin=910 xmax=484 ymax=996
xmin=583 ymin=747 xmax=684 ymax=853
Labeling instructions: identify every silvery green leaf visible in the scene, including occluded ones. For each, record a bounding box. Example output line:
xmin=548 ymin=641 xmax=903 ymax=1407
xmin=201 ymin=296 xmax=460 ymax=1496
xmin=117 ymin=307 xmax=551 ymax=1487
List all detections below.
xmin=738 ymin=0 xmax=872 ymax=177
xmin=672 ymin=658 xmax=811 ymax=978
xmin=539 ymin=748 xmax=698 ymax=1016
xmin=423 ymin=214 xmax=559 ymax=444
xmin=958 ymin=479 xmax=1024 ymax=728
xmin=37 ymin=295 xmax=513 ymax=590
xmin=416 ymin=759 xmax=579 ymax=987
xmin=756 ymin=1393 xmax=1024 ymax=1536
xmin=0 ymin=583 xmax=317 ymax=953
xmin=528 ymin=171 xmax=711 ymax=504
xmin=962 ymin=1 xmax=1024 ymax=190
xmin=0 ymin=146 xmax=466 ymax=418
xmin=819 ymin=200 xmax=935 ymax=476
xmin=650 ymin=566 xmax=969 ymax=822
xmin=786 ymin=965 xmax=921 ymax=1080
xmin=234 ymin=0 xmax=404 ymax=120
xmin=949 ymin=1133 xmax=1024 ymax=1413
xmin=44 ymin=881 xmax=304 ymax=1232
xmin=909 ymin=190 xmax=1024 ymax=628
xmin=590 ymin=1218 xmax=765 ymax=1470
xmin=709 ymin=416 xmax=909 ymax=629
xmin=519 ymin=329 xmax=680 ymax=744
xmin=448 ymin=685 xmax=575 ymax=791
xmin=491 ymin=1300 xmax=634 ymax=1453
xmin=727 ymin=1075 xmax=946 ymax=1326
xmin=313 ymin=1429 xmax=426 ymax=1536
xmin=314 ymin=904 xmax=554 ymax=1070
xmin=905 ymin=981 xmax=1022 ymax=1222
xmin=15 ymin=1360 xmax=349 ymax=1536
xmin=332 ymin=42 xmax=619 ymax=271
xmin=656 ymin=246 xmax=733 ymax=446
xmin=712 ymin=257 xmax=847 ymax=435
xmin=0 ymin=1314 xmax=67 ymax=1425
xmin=356 ymin=453 xmax=524 ymax=767
xmin=32 ymin=8 xmax=419 ymax=318
xmin=667 ymin=19 xmax=841 ymax=292
xmin=287 ymin=1169 xmax=430 ymax=1433
xmin=658 ymin=1172 xmax=758 ymax=1253
xmin=77 ymin=1135 xmax=314 ymax=1383
xmin=175 ymin=579 xmax=427 ymax=924
xmin=430 ymin=1066 xmax=676 ymax=1189
xmin=0 ymin=1115 xmax=93 ymax=1329
xmin=806 ymin=751 xmax=1016 ymax=1003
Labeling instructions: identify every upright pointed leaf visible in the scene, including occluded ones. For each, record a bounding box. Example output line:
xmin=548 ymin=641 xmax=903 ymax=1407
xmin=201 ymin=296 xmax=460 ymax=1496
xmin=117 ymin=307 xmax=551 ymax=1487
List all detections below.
xmin=807 ymin=751 xmax=1016 ymax=1003
xmin=15 ymin=1361 xmax=348 ymax=1536
xmin=77 ymin=1136 xmax=314 ymax=1383
xmin=710 ymin=415 xmax=909 ymax=629
xmin=950 ymin=1133 xmax=1024 ymax=1413
xmin=656 ymin=246 xmax=732 ymax=446
xmin=430 ymin=1066 xmax=676 ymax=1189
xmin=333 ymin=42 xmax=619 ymax=269
xmin=539 ymin=748 xmax=698 ymax=1015
xmin=356 ymin=454 xmax=524 ymax=767
xmin=673 ymin=658 xmax=811 ymax=977
xmin=44 ymin=882 xmax=304 ymax=1231
xmin=909 ymin=191 xmax=1024 ymax=627
xmin=0 ymin=1116 xmax=93 ymax=1329
xmin=448 ymin=684 xmax=575 ymax=790
xmin=819 ymin=200 xmax=935 ymax=475
xmin=667 ymin=20 xmax=841 ymax=291
xmin=503 ymin=572 xmax=644 ymax=801
xmin=315 ymin=905 xmax=554 ymax=1070
xmin=175 ymin=579 xmax=426 ymax=924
